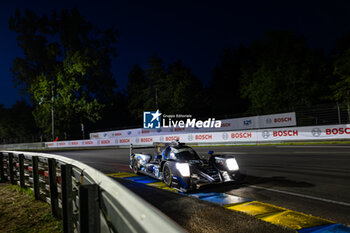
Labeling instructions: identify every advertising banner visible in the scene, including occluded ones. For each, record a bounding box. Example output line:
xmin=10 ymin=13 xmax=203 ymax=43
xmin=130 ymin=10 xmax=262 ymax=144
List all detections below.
xmin=89 ymin=112 xmax=297 ymax=139
xmin=48 ymin=124 xmax=350 ymax=148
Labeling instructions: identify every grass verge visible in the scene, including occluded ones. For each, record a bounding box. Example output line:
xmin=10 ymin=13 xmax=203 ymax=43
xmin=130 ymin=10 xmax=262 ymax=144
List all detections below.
xmin=0 ymin=183 xmax=62 ymax=233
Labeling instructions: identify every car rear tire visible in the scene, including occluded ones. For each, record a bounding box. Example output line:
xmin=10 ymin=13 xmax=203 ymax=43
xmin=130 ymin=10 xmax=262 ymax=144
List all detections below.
xmin=132 ymin=157 xmax=139 ymax=174
xmin=163 ymin=163 xmax=172 ymax=187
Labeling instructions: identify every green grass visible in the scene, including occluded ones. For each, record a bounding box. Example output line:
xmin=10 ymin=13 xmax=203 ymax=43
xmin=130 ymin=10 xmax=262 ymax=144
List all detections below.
xmin=0 ymin=183 xmax=62 ymax=233
xmin=7 ymin=184 xmax=35 ymax=199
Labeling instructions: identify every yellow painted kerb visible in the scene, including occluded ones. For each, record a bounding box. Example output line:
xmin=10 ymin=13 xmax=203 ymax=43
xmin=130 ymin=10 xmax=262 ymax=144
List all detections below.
xmin=226 ymin=201 xmax=334 ymax=230
xmin=107 ymin=172 xmax=138 ymax=178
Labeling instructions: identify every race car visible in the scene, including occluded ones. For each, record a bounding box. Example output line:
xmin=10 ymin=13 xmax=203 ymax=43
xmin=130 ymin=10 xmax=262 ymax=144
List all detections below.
xmin=129 ymin=140 xmax=240 ymax=192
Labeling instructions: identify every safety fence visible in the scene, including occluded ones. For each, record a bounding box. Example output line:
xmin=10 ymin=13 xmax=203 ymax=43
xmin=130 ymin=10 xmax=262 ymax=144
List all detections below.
xmin=0 ymin=151 xmax=184 ymax=233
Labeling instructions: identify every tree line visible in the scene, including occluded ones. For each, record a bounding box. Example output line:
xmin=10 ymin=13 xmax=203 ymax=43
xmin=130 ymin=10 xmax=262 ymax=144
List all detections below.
xmin=1 ymin=8 xmax=350 ymax=142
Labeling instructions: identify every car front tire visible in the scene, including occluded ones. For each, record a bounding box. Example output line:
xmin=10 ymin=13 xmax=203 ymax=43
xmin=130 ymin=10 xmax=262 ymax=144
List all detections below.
xmin=162 ymin=163 xmax=172 ymax=187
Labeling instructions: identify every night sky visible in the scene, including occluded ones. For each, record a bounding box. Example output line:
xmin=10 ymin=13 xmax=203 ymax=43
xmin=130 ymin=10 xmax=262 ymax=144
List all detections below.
xmin=1 ymin=0 xmax=350 ymax=107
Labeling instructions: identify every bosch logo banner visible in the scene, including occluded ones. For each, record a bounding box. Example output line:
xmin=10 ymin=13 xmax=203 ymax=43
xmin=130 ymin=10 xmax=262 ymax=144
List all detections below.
xmin=262 ymin=131 xmax=270 ymax=139
xmin=101 ymin=140 xmax=110 ymax=144
xmin=311 ymin=128 xmax=322 ymax=137
xmin=119 ymin=139 xmax=130 ymax=143
xmin=143 ymin=110 xmax=162 ymax=129
xmin=274 ymin=117 xmax=292 ymax=123
xmin=221 ymin=123 xmax=231 ymax=128
xmin=47 ymin=124 xmax=350 ymax=148
xmin=188 ymin=134 xmax=194 ymax=141
xmin=142 ymin=130 xmax=150 ymax=134
xmin=231 ymin=132 xmax=252 ymax=138
xmin=141 ymin=138 xmax=153 ymax=143
xmin=273 ymin=130 xmax=298 ymax=137
xmin=325 ymin=127 xmax=350 ymax=135
xmin=165 ymin=136 xmax=180 ymax=141
xmin=195 ymin=134 xmax=212 ymax=140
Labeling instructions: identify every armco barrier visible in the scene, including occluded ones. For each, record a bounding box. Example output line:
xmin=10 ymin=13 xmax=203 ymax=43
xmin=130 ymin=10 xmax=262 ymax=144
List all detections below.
xmin=0 ymin=142 xmax=45 ymax=150
xmin=1 ymin=124 xmax=350 ymax=150
xmin=47 ymin=124 xmax=350 ymax=148
xmin=0 ymin=151 xmax=185 ymax=233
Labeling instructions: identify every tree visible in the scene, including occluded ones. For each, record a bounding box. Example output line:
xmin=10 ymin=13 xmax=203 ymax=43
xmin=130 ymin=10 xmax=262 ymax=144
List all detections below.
xmin=240 ymin=30 xmax=326 ymax=115
xmin=0 ymin=101 xmax=38 ymax=143
xmin=145 ymin=53 xmax=167 ymax=111
xmin=126 ymin=64 xmax=149 ymax=122
xmin=331 ymin=31 xmax=350 ymax=102
xmin=162 ymin=60 xmax=205 ymax=115
xmin=9 ymin=8 xmax=119 ymax=139
xmin=125 ymin=55 xmax=206 ymax=124
xmin=209 ymin=45 xmax=249 ymax=117
xmin=331 ymin=48 xmax=350 ymax=118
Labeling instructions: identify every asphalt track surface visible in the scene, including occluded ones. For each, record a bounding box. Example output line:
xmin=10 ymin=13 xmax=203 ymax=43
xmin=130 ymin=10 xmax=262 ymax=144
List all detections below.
xmin=51 ymin=144 xmax=350 ymax=226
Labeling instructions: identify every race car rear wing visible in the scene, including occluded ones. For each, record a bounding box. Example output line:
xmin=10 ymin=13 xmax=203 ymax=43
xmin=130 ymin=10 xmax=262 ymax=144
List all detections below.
xmin=129 ymin=144 xmax=154 ymax=155
xmin=130 ymin=141 xmax=186 ymax=155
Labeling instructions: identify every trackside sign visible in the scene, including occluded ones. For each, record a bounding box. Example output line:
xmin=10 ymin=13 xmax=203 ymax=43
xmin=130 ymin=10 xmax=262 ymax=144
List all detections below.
xmin=90 ymin=112 xmax=296 ymax=139
xmin=48 ymin=124 xmax=350 ymax=148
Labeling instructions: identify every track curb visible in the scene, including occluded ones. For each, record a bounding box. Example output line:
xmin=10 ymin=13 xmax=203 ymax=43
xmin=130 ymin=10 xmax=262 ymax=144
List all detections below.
xmin=108 ymin=172 xmax=350 ymax=233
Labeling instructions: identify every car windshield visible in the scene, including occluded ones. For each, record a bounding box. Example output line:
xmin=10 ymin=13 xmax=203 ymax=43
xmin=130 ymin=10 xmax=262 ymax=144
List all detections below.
xmin=169 ymin=147 xmax=201 ymax=160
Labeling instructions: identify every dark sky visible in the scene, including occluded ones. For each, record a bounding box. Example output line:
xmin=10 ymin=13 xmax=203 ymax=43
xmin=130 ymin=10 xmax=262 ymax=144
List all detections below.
xmin=1 ymin=0 xmax=350 ymax=107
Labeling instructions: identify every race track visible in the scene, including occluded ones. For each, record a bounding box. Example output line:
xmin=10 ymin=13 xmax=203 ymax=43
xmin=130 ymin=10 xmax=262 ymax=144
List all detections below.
xmin=50 ymin=144 xmax=350 ymax=225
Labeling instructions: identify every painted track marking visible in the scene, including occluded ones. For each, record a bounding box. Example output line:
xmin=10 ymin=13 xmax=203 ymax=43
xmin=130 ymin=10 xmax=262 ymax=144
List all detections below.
xmin=107 ymin=172 xmax=350 ymax=232
xmin=275 ymin=146 xmax=350 ymax=149
xmin=250 ymin=185 xmax=350 ymax=207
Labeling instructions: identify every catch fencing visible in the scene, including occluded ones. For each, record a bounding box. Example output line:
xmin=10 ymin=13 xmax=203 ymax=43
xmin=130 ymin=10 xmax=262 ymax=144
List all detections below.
xmin=0 ymin=151 xmax=184 ymax=233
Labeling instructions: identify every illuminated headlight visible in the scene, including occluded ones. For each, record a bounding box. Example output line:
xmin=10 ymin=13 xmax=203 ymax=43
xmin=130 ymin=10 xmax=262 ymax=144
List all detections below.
xmin=226 ymin=158 xmax=239 ymax=171
xmin=176 ymin=163 xmax=190 ymax=177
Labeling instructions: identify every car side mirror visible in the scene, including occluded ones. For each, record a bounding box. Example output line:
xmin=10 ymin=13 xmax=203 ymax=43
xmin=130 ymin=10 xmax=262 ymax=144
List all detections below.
xmin=208 ymin=151 xmax=214 ymax=155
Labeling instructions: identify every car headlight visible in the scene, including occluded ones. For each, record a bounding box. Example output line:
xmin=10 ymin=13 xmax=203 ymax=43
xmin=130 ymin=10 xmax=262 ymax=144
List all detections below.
xmin=226 ymin=158 xmax=239 ymax=171
xmin=176 ymin=163 xmax=190 ymax=177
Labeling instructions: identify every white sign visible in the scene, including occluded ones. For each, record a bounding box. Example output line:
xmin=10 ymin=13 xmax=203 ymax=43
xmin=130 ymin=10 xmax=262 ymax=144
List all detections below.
xmin=48 ymin=124 xmax=350 ymax=148
xmin=89 ymin=112 xmax=296 ymax=139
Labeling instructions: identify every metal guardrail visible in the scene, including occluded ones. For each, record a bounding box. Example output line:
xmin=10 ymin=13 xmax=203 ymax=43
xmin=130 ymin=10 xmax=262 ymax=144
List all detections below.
xmin=0 ymin=142 xmax=45 ymax=150
xmin=0 ymin=151 xmax=185 ymax=233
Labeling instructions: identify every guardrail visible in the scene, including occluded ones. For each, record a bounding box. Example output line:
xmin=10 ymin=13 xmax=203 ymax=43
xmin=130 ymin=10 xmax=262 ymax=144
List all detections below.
xmin=47 ymin=124 xmax=350 ymax=148
xmin=1 ymin=124 xmax=350 ymax=151
xmin=0 ymin=151 xmax=184 ymax=233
